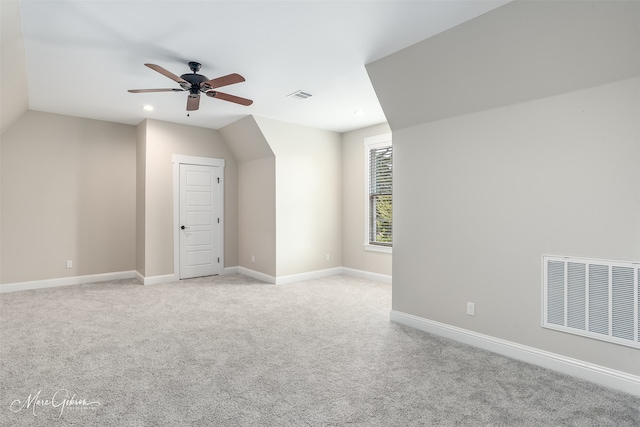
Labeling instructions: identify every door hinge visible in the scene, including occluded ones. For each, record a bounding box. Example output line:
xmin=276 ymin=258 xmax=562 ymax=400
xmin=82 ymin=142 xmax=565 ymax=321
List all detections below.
xmin=217 ymin=177 xmax=220 ymax=183
xmin=217 ymin=257 xmax=220 ymax=263
xmin=217 ymin=218 xmax=220 ymax=223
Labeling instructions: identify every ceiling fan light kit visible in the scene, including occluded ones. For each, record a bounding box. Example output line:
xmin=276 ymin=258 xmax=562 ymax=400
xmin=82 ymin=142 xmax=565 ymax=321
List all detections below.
xmin=128 ymin=62 xmax=253 ymax=113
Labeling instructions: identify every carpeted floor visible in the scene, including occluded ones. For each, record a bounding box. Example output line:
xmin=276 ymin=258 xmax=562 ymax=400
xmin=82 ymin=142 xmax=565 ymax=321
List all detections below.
xmin=0 ymin=274 xmax=638 ymax=426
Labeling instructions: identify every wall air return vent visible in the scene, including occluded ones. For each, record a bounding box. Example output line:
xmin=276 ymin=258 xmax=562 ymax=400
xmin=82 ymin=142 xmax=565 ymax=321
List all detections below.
xmin=287 ymin=90 xmax=313 ymax=100
xmin=543 ymin=255 xmax=639 ymax=349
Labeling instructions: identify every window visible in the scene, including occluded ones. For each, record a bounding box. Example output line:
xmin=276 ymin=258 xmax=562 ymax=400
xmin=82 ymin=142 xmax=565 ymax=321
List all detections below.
xmin=364 ymin=133 xmax=392 ymax=252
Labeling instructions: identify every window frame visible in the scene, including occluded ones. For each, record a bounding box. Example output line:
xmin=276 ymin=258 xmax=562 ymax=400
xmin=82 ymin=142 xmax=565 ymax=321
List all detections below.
xmin=364 ymin=133 xmax=392 ymax=253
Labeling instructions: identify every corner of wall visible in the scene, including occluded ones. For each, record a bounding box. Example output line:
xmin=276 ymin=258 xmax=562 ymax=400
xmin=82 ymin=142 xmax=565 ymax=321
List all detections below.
xmin=135 ymin=120 xmax=147 ymax=276
xmin=219 ymin=115 xmax=274 ymax=162
xmin=1 ymin=0 xmax=29 ymax=135
xmin=340 ymin=123 xmax=393 ymax=277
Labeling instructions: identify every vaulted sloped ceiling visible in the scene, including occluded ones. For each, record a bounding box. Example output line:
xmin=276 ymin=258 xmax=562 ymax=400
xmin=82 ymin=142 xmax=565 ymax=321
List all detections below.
xmin=367 ymin=0 xmax=640 ymax=131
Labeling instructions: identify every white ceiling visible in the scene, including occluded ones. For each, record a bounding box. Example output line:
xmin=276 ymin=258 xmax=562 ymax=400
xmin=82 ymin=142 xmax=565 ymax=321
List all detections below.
xmin=19 ymin=0 xmax=509 ymax=133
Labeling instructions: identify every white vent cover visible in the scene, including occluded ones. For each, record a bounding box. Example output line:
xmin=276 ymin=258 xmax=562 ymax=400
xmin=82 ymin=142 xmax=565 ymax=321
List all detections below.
xmin=287 ymin=90 xmax=313 ymax=100
xmin=543 ymin=255 xmax=639 ymax=349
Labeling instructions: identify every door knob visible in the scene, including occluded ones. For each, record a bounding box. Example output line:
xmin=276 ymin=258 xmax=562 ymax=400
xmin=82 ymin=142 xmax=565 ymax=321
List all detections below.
xmin=181 ymin=225 xmax=187 ymax=230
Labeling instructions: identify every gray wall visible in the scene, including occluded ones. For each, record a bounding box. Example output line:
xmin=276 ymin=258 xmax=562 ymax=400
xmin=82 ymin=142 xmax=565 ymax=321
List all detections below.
xmin=342 ymin=123 xmax=392 ymax=276
xmin=1 ymin=111 xmax=137 ymax=283
xmin=238 ymin=157 xmax=277 ymax=276
xmin=393 ymin=78 xmax=640 ymax=375
xmin=135 ymin=121 xmax=146 ymax=276
xmin=141 ymin=119 xmax=239 ymax=277
xmin=255 ymin=117 xmax=343 ymax=277
xmin=1 ymin=115 xmax=240 ymax=284
xmin=1 ymin=0 xmax=28 ymax=135
xmin=220 ymin=116 xmax=276 ymax=276
xmin=1 ymin=0 xmax=30 ymax=282
xmin=0 ymin=110 xmax=378 ymax=284
xmin=367 ymin=0 xmax=640 ymax=375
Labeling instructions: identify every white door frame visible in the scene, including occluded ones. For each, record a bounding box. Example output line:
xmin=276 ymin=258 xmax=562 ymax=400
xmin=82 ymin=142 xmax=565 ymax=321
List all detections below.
xmin=173 ymin=155 xmax=225 ymax=279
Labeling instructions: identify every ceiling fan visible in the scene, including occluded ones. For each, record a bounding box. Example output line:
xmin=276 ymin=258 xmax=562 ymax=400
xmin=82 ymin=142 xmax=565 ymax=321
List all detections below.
xmin=128 ymin=62 xmax=253 ymax=112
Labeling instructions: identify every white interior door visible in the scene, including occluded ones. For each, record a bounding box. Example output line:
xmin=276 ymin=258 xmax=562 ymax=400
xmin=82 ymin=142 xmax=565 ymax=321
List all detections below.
xmin=179 ymin=163 xmax=221 ymax=279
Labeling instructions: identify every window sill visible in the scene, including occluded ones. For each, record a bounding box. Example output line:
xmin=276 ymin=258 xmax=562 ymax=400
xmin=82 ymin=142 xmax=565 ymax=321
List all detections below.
xmin=364 ymin=244 xmax=392 ymax=254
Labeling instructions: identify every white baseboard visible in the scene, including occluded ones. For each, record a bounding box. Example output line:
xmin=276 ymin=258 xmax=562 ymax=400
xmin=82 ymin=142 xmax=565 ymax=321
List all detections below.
xmin=275 ymin=267 xmax=343 ymax=285
xmin=134 ymin=270 xmax=145 ymax=284
xmin=141 ymin=268 xmax=237 ymax=284
xmin=1 ymin=266 xmax=391 ymax=292
xmin=141 ymin=273 xmax=177 ymax=286
xmin=342 ymin=267 xmax=392 ymax=284
xmin=237 ymin=267 xmax=276 ymax=284
xmin=223 ymin=266 xmax=239 ymax=275
xmin=390 ymin=310 xmax=640 ymax=397
xmin=233 ymin=266 xmax=391 ymax=285
xmin=0 ymin=271 xmax=136 ymax=294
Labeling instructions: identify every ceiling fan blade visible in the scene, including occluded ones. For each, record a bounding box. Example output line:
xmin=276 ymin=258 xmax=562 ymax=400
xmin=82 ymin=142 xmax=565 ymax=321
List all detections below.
xmin=145 ymin=63 xmax=189 ymax=85
xmin=186 ymin=94 xmax=200 ymax=111
xmin=201 ymin=73 xmax=245 ymax=90
xmin=206 ymin=91 xmax=253 ymax=106
xmin=128 ymin=88 xmax=184 ymax=93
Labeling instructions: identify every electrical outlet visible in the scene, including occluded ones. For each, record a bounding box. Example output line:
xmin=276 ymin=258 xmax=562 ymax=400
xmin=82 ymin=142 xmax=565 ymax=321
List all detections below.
xmin=467 ymin=302 xmax=475 ymax=316
xmin=66 ymin=260 xmax=73 ymax=269
xmin=326 ymin=254 xmax=330 ymax=262
xmin=251 ymin=255 xmax=255 ymax=263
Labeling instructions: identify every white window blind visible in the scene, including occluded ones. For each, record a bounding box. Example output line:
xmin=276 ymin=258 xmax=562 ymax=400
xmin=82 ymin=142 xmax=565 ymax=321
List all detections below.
xmin=367 ymin=140 xmax=392 ymax=247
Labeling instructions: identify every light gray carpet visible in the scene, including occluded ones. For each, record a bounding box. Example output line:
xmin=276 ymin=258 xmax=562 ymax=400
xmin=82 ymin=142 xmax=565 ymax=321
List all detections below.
xmin=1 ymin=274 xmax=638 ymax=426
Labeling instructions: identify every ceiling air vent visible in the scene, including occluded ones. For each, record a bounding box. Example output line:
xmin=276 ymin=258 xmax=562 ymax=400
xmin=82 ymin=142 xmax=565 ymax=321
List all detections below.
xmin=288 ymin=90 xmax=313 ymax=100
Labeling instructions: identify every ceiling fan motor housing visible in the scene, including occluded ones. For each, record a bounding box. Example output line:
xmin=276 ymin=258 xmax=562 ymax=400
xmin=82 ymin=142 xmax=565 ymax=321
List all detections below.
xmin=181 ymin=72 xmax=211 ymax=93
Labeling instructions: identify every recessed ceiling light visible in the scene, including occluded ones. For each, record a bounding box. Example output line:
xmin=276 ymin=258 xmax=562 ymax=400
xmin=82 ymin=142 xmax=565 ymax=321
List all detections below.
xmin=142 ymin=105 xmax=154 ymax=111
xmin=354 ymin=110 xmax=365 ymax=116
